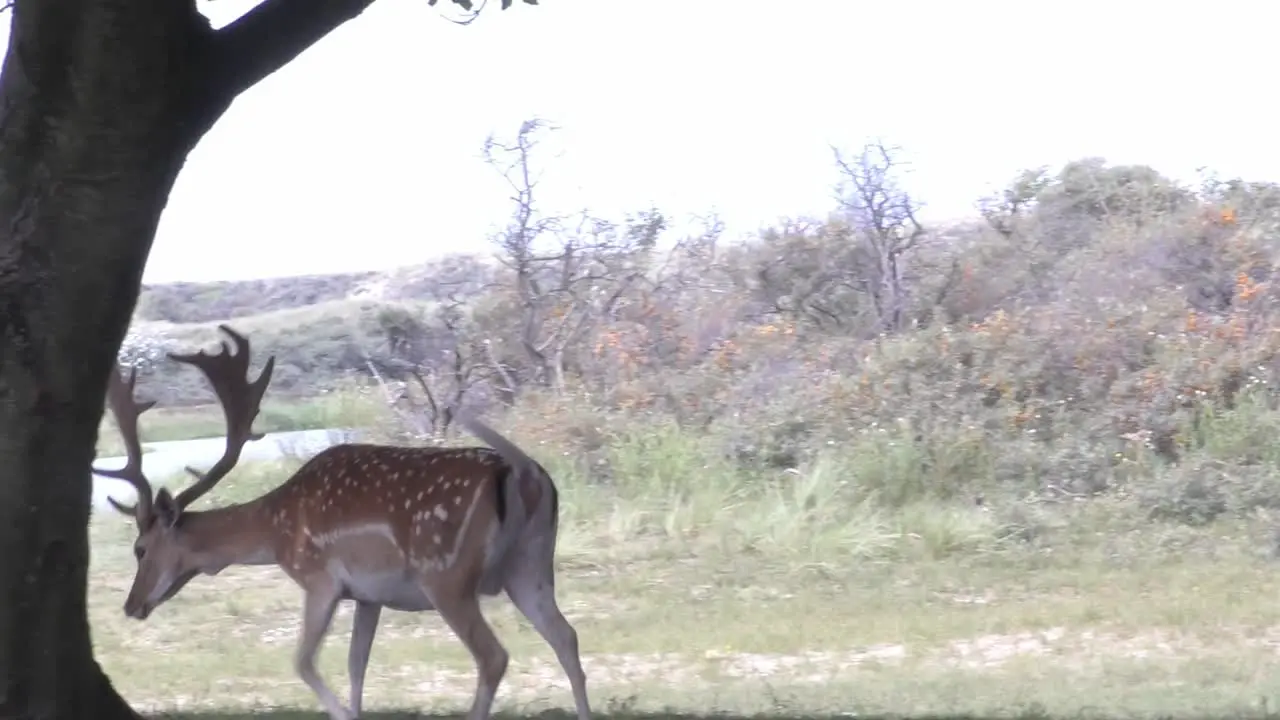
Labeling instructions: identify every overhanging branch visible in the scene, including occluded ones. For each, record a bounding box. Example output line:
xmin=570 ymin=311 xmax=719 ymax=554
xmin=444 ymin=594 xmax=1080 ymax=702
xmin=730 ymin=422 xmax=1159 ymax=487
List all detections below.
xmin=210 ymin=0 xmax=379 ymax=102
xmin=209 ymin=0 xmax=536 ymax=103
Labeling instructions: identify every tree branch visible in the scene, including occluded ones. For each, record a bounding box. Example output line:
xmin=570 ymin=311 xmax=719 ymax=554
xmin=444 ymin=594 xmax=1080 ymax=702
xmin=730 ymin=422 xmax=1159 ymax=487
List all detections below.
xmin=210 ymin=0 xmax=537 ymax=102
xmin=209 ymin=0 xmax=380 ymax=102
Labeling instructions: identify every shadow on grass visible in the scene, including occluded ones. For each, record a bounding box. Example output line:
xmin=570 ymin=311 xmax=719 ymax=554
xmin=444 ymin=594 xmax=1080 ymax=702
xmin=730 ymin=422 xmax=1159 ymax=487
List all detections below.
xmin=146 ymin=711 xmax=1280 ymax=720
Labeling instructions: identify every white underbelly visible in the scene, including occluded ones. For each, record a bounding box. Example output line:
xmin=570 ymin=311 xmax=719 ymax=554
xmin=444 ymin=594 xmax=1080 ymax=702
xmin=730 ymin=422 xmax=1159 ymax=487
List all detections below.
xmin=335 ymin=565 xmax=436 ymax=611
xmin=314 ymin=526 xmax=437 ymax=612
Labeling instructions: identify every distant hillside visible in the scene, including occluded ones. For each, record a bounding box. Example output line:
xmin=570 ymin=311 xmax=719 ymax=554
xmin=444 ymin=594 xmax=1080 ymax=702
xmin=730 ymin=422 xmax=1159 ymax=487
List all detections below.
xmin=124 ymin=252 xmax=504 ymax=406
xmin=127 ymin=299 xmax=418 ymax=403
xmin=136 ymin=252 xmax=498 ymax=323
xmin=137 ymin=272 xmax=376 ymax=323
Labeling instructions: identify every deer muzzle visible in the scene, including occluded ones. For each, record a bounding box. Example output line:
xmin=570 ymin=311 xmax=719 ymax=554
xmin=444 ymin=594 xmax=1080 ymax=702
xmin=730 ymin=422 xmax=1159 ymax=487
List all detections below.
xmin=124 ymin=596 xmax=153 ymax=620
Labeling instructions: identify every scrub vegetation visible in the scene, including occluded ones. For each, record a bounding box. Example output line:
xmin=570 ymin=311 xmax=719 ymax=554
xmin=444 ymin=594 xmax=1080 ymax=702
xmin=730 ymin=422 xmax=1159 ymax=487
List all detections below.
xmin=91 ymin=122 xmax=1280 ymax=719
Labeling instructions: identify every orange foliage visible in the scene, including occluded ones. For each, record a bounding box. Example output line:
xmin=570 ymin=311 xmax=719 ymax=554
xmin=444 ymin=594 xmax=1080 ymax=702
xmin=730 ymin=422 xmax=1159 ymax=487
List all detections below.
xmin=753 ymin=321 xmax=797 ymax=338
xmin=1236 ymin=272 xmax=1263 ymax=302
xmin=714 ymin=339 xmax=738 ymax=372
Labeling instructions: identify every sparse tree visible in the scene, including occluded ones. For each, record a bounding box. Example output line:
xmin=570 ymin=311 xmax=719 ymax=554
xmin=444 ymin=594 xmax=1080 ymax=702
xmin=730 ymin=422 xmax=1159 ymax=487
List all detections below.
xmin=737 ymin=143 xmax=929 ymax=335
xmin=483 ymin=118 xmax=659 ymax=393
xmin=370 ymin=295 xmax=494 ymax=438
xmin=978 ymin=167 xmax=1051 ymax=240
xmin=0 ymin=0 xmax=534 ymax=716
xmin=832 ymin=141 xmax=927 ymax=333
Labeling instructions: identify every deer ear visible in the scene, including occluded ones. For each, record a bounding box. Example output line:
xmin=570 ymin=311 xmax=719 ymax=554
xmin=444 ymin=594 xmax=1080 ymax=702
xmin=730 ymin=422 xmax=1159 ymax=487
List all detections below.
xmin=154 ymin=488 xmax=181 ymax=529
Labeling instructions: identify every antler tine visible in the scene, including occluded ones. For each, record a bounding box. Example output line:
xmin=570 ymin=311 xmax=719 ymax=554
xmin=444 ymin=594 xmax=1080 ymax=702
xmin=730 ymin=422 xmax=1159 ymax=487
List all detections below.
xmin=168 ymin=324 xmax=276 ymax=510
xmin=93 ymin=364 xmax=158 ymax=528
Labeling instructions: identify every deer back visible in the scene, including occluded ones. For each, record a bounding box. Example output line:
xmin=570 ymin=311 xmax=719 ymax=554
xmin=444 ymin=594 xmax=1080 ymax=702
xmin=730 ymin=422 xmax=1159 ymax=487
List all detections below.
xmin=265 ymin=443 xmax=546 ymax=594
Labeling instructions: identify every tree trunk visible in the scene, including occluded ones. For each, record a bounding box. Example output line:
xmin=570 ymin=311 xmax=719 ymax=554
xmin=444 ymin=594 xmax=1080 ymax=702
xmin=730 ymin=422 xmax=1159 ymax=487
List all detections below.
xmin=0 ymin=0 xmax=411 ymax=709
xmin=0 ymin=1 xmax=227 ymax=717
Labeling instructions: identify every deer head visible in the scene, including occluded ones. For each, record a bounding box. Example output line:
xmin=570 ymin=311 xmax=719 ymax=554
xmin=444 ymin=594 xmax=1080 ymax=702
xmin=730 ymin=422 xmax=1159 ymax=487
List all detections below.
xmin=95 ymin=325 xmax=274 ymax=619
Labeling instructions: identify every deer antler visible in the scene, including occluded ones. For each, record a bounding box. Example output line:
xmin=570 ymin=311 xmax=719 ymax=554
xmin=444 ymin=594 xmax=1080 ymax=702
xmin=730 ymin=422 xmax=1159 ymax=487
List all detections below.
xmin=171 ymin=324 xmax=275 ymax=510
xmin=94 ymin=364 xmax=159 ymax=529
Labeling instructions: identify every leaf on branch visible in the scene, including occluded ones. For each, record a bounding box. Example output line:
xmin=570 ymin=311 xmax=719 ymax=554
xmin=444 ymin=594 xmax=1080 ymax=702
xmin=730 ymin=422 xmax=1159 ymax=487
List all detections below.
xmin=427 ymin=0 xmax=535 ymax=11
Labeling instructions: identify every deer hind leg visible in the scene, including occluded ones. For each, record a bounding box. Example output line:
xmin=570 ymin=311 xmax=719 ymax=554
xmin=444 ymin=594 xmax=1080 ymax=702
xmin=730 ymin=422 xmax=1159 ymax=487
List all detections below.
xmin=428 ymin=583 xmax=510 ymax=720
xmin=296 ymin=580 xmax=355 ymax=720
xmin=505 ymin=542 xmax=592 ymax=720
xmin=348 ymin=600 xmax=382 ymax=717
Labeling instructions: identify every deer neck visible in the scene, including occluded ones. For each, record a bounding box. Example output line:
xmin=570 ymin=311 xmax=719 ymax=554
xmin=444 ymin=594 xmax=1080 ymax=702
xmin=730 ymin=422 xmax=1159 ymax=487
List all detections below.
xmin=181 ymin=499 xmax=278 ymax=573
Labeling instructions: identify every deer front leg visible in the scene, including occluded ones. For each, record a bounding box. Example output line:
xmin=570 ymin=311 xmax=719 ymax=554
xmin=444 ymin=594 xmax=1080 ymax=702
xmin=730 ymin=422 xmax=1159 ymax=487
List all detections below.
xmin=296 ymin=580 xmax=355 ymax=720
xmin=348 ymin=600 xmax=382 ymax=717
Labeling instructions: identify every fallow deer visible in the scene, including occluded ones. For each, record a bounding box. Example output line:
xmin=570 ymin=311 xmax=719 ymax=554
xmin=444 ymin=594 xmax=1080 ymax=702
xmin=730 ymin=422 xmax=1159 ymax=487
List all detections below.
xmin=95 ymin=324 xmax=592 ymax=720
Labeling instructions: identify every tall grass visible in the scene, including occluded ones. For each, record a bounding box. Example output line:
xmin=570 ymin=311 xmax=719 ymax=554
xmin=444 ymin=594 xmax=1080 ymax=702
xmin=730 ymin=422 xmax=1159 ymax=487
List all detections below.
xmin=169 ymin=415 xmax=1030 ymax=573
xmin=123 ymin=375 xmax=1280 ymax=569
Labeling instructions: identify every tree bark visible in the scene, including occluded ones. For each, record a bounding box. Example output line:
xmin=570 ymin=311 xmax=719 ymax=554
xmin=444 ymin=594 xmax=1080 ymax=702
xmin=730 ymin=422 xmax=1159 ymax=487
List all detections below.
xmin=0 ymin=0 xmax=376 ymax=715
xmin=0 ymin=0 xmax=221 ymax=715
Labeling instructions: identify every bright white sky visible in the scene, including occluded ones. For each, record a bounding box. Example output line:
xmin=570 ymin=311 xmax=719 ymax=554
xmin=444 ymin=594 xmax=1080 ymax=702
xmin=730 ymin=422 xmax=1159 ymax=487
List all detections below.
xmin=4 ymin=0 xmax=1278 ymax=283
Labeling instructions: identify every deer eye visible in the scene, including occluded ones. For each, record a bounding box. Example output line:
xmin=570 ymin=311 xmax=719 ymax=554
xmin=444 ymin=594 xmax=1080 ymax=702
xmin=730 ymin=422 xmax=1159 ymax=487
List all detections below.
xmin=134 ymin=545 xmax=145 ymax=561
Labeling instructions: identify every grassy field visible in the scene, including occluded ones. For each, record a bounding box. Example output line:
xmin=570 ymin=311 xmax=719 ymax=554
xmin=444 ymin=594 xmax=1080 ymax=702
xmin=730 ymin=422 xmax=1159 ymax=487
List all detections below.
xmin=88 ymin=427 xmax=1280 ymax=720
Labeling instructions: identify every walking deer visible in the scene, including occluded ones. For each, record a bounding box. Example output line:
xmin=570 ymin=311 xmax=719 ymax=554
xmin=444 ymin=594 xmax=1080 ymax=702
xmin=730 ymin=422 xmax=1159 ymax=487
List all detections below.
xmin=95 ymin=325 xmax=591 ymax=720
